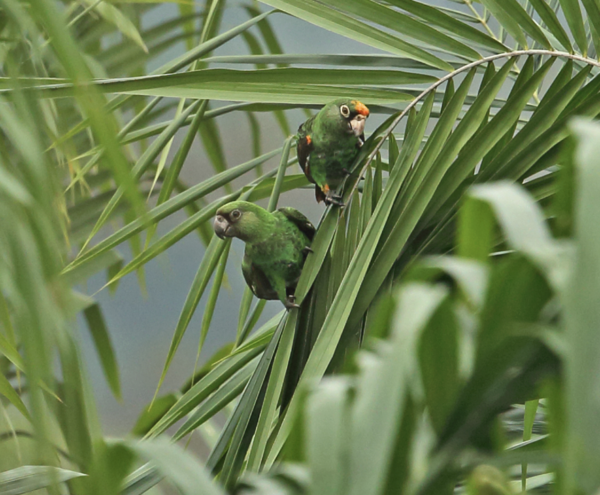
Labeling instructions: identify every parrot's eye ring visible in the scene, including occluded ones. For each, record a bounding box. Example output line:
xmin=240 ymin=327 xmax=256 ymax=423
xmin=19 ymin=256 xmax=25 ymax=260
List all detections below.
xmin=231 ymin=209 xmax=241 ymax=220
xmin=340 ymin=104 xmax=350 ymax=118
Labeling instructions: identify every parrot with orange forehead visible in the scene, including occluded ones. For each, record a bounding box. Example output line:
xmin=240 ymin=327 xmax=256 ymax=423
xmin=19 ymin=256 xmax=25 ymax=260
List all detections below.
xmin=296 ymin=98 xmax=370 ymax=205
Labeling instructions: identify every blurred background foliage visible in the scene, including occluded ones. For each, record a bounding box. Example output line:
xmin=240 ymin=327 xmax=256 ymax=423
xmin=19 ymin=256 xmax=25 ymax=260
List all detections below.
xmin=2 ymin=0 xmax=600 ymax=493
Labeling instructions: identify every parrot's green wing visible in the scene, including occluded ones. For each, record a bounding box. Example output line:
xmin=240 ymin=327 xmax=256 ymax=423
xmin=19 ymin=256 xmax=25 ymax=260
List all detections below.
xmin=277 ymin=207 xmax=316 ymax=241
xmin=296 ymin=117 xmax=316 ymax=184
xmin=242 ymin=254 xmax=278 ymax=300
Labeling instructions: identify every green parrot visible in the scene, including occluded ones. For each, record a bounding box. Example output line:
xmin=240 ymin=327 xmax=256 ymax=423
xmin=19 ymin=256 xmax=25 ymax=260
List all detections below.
xmin=213 ymin=201 xmax=315 ymax=309
xmin=297 ymin=98 xmax=370 ymax=205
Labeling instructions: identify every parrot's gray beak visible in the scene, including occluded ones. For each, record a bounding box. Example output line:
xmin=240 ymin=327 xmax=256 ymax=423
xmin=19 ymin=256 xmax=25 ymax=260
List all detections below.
xmin=213 ymin=215 xmax=231 ymax=239
xmin=350 ymin=114 xmax=367 ymax=137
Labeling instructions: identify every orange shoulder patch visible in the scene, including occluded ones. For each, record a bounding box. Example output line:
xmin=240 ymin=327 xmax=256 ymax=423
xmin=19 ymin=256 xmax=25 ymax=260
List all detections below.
xmin=306 ymin=135 xmax=312 ymax=145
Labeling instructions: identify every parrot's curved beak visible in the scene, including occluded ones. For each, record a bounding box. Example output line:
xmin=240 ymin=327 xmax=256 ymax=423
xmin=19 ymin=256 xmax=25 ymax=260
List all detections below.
xmin=350 ymin=114 xmax=367 ymax=137
xmin=213 ymin=215 xmax=232 ymax=239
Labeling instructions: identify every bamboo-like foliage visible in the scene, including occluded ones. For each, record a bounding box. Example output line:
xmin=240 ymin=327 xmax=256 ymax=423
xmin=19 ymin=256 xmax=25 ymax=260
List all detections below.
xmin=2 ymin=0 xmax=600 ymax=493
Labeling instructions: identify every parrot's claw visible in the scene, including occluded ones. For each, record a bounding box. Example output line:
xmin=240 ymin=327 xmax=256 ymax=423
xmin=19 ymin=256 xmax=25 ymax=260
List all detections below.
xmin=284 ymin=295 xmax=300 ymax=310
xmin=302 ymin=246 xmax=314 ymax=254
xmin=324 ymin=195 xmax=345 ymax=207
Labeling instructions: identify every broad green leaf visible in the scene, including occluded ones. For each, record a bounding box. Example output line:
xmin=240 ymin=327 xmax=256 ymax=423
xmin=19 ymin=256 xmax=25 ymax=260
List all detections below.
xmin=127 ymin=438 xmax=224 ymax=495
xmin=563 ymin=119 xmax=600 ymax=494
xmin=349 ymin=284 xmax=448 ymax=495
xmin=469 ymin=182 xmax=565 ymax=289
xmin=307 ymin=378 xmax=351 ymax=495
xmin=418 ymin=297 xmax=459 ymax=435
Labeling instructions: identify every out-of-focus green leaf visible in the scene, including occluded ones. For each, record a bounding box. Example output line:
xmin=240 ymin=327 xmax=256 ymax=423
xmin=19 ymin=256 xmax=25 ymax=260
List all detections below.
xmin=127 ymin=438 xmax=225 ymax=495
xmin=563 ymin=119 xmax=600 ymax=494
xmin=83 ymin=303 xmax=122 ymax=400
xmin=81 ymin=0 xmax=147 ymax=52
xmin=0 ymin=466 xmax=86 ymax=494
xmin=0 ymin=370 xmax=30 ymax=420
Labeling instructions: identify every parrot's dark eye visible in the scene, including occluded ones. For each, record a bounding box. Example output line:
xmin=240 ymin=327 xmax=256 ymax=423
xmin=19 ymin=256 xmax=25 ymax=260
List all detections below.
xmin=340 ymin=104 xmax=350 ymax=118
xmin=231 ymin=209 xmax=241 ymax=220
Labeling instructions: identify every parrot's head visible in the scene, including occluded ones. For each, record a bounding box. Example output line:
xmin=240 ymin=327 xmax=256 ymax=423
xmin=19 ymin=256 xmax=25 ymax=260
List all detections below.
xmin=213 ymin=201 xmax=271 ymax=242
xmin=321 ymin=98 xmax=370 ymax=138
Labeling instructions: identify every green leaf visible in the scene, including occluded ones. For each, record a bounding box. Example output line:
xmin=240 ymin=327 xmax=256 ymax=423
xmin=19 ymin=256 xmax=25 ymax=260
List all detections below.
xmin=173 ymin=360 xmax=257 ymax=440
xmin=83 ymin=303 xmax=122 ymax=400
xmin=563 ymin=119 xmax=600 ymax=494
xmin=483 ymin=0 xmax=551 ymax=48
xmin=24 ymin=68 xmax=429 ymax=104
xmin=81 ymin=0 xmax=148 ymax=53
xmin=558 ymin=0 xmax=588 ymax=54
xmin=0 ymin=370 xmax=30 ymax=421
xmin=325 ymin=0 xmax=481 ymax=60
xmin=0 ymin=466 xmax=86 ymax=495
xmin=386 ymin=0 xmax=508 ymax=52
xmin=479 ymin=0 xmax=529 ymax=47
xmin=131 ymin=393 xmax=178 ymax=436
xmin=528 ymin=0 xmax=573 ymax=51
xmin=153 ymin=236 xmax=229 ymax=399
xmin=146 ymin=339 xmax=267 ymax=438
xmin=348 ymin=284 xmax=448 ymax=495
xmin=217 ymin=315 xmax=288 ymax=488
xmin=258 ymin=0 xmax=453 ymax=71
xmin=126 ymin=438 xmax=225 ymax=495
xmin=307 ymin=378 xmax=351 ymax=495
xmin=469 ymin=182 xmax=565 ymax=289
xmin=246 ymin=312 xmax=297 ymax=470
xmin=418 ymin=297 xmax=459 ymax=434
xmin=83 ymin=99 xmax=202 ymax=247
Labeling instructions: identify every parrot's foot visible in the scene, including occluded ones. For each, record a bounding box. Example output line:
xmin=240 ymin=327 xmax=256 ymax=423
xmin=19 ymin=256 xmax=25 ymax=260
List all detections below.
xmin=302 ymin=246 xmax=314 ymax=254
xmin=322 ymin=184 xmax=345 ymax=207
xmin=284 ymin=295 xmax=300 ymax=310
xmin=324 ymin=194 xmax=345 ymax=207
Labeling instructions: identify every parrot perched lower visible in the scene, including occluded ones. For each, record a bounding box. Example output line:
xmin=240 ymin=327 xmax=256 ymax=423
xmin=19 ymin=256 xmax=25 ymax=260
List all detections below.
xmin=297 ymin=98 xmax=370 ymax=205
xmin=213 ymin=201 xmax=315 ymax=309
